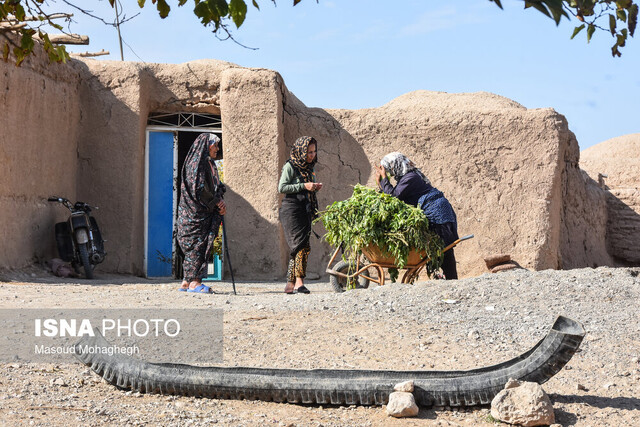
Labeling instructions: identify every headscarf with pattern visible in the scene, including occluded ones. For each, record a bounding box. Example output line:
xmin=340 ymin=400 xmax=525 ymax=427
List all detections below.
xmin=289 ymin=136 xmax=318 ymax=215
xmin=181 ymin=133 xmax=222 ymax=211
xmin=380 ymin=152 xmax=431 ymax=186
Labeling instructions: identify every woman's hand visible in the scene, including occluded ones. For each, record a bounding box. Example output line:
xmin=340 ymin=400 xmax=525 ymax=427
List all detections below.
xmin=304 ymin=182 xmax=323 ymax=192
xmin=375 ymin=165 xmax=386 ymax=185
xmin=217 ymin=200 xmax=226 ymax=215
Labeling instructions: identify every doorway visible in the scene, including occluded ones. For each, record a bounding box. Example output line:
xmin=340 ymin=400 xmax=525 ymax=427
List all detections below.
xmin=144 ymin=113 xmax=222 ymax=279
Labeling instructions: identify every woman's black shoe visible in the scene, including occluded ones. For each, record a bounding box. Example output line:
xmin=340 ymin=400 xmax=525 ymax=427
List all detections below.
xmin=294 ymin=285 xmax=310 ymax=294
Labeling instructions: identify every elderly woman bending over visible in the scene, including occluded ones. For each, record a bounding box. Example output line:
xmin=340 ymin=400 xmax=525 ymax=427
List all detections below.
xmin=376 ymin=152 xmax=459 ymax=280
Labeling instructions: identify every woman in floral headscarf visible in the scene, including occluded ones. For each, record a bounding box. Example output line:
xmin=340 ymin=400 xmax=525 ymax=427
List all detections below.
xmin=278 ymin=136 xmax=323 ymax=294
xmin=376 ymin=152 xmax=459 ymax=280
xmin=176 ymin=133 xmax=226 ymax=293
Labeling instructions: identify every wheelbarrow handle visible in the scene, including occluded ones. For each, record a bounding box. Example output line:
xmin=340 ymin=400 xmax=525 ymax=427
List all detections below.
xmin=443 ymin=234 xmax=474 ymax=253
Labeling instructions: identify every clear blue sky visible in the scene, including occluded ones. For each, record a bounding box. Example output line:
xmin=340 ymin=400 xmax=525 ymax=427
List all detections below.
xmin=53 ymin=0 xmax=639 ymax=151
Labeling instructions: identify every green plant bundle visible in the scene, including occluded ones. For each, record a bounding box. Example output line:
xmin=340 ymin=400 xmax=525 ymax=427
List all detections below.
xmin=317 ymin=184 xmax=444 ymax=277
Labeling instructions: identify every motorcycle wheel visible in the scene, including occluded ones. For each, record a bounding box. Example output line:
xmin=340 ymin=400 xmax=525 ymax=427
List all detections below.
xmin=78 ymin=243 xmax=94 ymax=279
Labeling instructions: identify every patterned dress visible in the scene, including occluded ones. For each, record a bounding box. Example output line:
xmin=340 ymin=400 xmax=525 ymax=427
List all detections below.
xmin=176 ymin=133 xmax=224 ymax=282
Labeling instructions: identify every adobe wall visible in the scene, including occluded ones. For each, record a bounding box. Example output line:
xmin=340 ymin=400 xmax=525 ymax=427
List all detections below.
xmin=70 ymin=59 xmax=286 ymax=277
xmin=557 ymin=130 xmax=612 ymax=269
xmin=219 ymin=67 xmax=287 ymax=278
xmin=580 ymin=134 xmax=640 ymax=265
xmin=0 ymin=50 xmax=81 ymax=270
xmin=281 ymin=90 xmax=597 ymax=277
xmin=2 ymin=52 xmax=623 ymax=279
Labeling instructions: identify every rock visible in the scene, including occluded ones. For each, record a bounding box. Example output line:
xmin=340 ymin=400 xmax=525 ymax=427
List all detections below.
xmin=491 ymin=262 xmax=519 ymax=273
xmin=468 ymin=330 xmax=480 ymax=340
xmin=484 ymin=254 xmax=511 ymax=269
xmin=577 ymin=383 xmax=588 ymax=391
xmin=504 ymin=378 xmax=521 ymax=389
xmin=393 ymin=380 xmax=414 ymax=392
xmin=386 ymin=392 xmax=419 ymax=418
xmin=491 ymin=380 xmax=555 ymax=426
xmin=50 ymin=378 xmax=67 ymax=386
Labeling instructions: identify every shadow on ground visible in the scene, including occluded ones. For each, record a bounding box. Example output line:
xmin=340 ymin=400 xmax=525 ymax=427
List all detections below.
xmin=552 ymin=393 xmax=640 ymax=410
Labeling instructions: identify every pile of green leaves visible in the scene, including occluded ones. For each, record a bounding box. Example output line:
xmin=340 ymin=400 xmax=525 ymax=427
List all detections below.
xmin=317 ymin=185 xmax=443 ymax=280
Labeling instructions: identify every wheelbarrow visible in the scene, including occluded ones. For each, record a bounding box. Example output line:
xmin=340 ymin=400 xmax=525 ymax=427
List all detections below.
xmin=326 ymin=234 xmax=474 ymax=293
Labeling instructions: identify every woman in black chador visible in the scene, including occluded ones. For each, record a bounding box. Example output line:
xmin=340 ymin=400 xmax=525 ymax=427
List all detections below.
xmin=177 ymin=133 xmax=226 ymax=293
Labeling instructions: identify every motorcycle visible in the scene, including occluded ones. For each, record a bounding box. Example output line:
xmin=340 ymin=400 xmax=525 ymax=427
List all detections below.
xmin=48 ymin=196 xmax=106 ymax=279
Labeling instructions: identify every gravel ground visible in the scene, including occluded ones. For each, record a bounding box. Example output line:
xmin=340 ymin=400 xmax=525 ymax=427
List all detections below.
xmin=0 ymin=265 xmax=639 ymax=426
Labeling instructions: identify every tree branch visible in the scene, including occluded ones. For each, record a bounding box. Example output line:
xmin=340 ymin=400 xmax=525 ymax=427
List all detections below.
xmin=71 ymin=49 xmax=110 ymax=57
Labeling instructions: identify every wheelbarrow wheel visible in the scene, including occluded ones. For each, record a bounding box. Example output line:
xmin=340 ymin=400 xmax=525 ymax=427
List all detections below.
xmin=330 ymin=261 xmax=370 ymax=293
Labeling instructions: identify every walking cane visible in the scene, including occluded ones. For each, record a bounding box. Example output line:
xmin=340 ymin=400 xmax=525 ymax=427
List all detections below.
xmin=221 ymin=217 xmax=237 ymax=295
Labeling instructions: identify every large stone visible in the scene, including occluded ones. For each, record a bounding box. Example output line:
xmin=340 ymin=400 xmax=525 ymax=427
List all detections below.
xmin=491 ymin=380 xmax=555 ymax=426
xmin=386 ymin=391 xmax=419 ymax=418
xmin=484 ymin=254 xmax=511 ymax=269
xmin=393 ymin=380 xmax=414 ymax=392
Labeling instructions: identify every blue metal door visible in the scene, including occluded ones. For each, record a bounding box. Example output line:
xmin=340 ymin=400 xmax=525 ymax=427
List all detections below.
xmin=146 ymin=131 xmax=175 ymax=277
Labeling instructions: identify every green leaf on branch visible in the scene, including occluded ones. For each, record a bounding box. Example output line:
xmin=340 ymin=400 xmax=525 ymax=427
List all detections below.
xmin=525 ymin=1 xmax=552 ymax=20
xmin=542 ymin=0 xmax=568 ymax=24
xmin=252 ymin=0 xmax=260 ymax=10
xmin=194 ymin=1 xmax=215 ymax=24
xmin=14 ymin=3 xmax=26 ymax=21
xmin=2 ymin=43 xmax=9 ymax=63
xmin=138 ymin=0 xmax=146 ymax=7
xmin=156 ymin=0 xmax=171 ymax=18
xmin=229 ymin=0 xmax=247 ymax=27
xmin=609 ymin=13 xmax=617 ymax=35
xmin=571 ymin=23 xmax=585 ymax=38
xmin=587 ymin=23 xmax=595 ymax=41
xmin=20 ymin=30 xmax=34 ymax=52
xmin=211 ymin=0 xmax=229 ymax=16
xmin=617 ymin=8 xmax=627 ymax=22
xmin=56 ymin=45 xmax=68 ymax=63
xmin=629 ymin=4 xmax=638 ymax=35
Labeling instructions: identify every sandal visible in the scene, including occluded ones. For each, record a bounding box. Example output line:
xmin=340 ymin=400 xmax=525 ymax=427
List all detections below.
xmin=294 ymin=285 xmax=310 ymax=294
xmin=187 ymin=284 xmax=213 ymax=293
